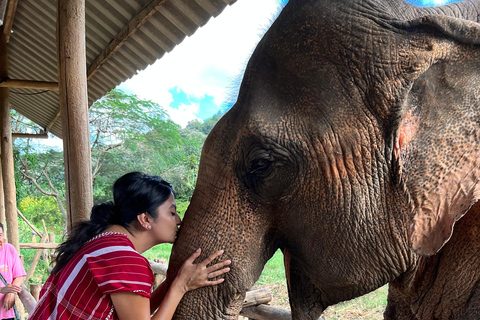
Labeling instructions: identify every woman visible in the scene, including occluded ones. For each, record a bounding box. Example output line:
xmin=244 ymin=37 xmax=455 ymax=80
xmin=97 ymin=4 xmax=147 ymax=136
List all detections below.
xmin=28 ymin=172 xmax=231 ymax=320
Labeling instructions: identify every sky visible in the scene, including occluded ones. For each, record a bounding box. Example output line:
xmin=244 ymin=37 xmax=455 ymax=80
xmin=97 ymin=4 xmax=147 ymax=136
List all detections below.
xmin=117 ymin=0 xmax=459 ymax=128
xmin=117 ymin=0 xmax=282 ymax=127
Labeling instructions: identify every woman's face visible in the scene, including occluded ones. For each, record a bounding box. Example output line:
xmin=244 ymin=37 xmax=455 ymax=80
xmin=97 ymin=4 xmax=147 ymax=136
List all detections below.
xmin=150 ymin=193 xmax=181 ymax=244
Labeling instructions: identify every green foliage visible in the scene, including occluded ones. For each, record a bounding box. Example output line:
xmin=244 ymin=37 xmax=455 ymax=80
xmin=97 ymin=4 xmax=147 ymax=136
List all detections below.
xmin=18 ymin=197 xmax=64 ymax=232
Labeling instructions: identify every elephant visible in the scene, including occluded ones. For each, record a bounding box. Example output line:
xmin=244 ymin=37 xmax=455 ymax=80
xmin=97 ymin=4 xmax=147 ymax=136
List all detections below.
xmin=164 ymin=0 xmax=480 ymax=319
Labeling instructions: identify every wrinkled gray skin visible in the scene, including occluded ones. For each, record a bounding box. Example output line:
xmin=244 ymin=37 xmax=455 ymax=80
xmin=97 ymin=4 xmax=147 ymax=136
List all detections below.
xmin=166 ymin=0 xmax=480 ymax=319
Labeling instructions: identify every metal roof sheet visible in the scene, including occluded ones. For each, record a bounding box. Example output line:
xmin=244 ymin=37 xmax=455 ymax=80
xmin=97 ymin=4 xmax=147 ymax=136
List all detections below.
xmin=5 ymin=0 xmax=236 ymax=137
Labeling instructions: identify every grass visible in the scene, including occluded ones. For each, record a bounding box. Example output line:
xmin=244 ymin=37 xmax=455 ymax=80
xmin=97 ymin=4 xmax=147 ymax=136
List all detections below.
xmin=143 ymin=247 xmax=388 ymax=319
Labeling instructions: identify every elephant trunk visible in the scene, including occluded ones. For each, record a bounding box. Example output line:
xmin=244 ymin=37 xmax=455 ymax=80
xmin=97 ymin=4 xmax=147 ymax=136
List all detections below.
xmin=168 ymin=174 xmax=272 ymax=319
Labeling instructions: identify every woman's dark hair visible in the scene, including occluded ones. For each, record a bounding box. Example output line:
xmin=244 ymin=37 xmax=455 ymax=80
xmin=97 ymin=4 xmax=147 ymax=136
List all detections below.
xmin=52 ymin=172 xmax=174 ymax=274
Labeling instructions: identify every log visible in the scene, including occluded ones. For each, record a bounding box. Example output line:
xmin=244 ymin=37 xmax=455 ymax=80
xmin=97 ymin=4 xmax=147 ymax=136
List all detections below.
xmin=153 ymin=273 xmax=165 ymax=290
xmin=243 ymin=288 xmax=272 ymax=308
xmin=240 ymin=305 xmax=292 ymax=320
xmin=148 ymin=260 xmax=167 ymax=275
xmin=240 ymin=305 xmax=327 ymax=320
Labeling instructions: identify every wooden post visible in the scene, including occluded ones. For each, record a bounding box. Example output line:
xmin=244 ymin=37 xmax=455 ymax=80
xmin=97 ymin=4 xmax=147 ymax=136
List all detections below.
xmin=0 ymin=31 xmax=19 ymax=251
xmin=0 ymin=161 xmax=5 ymax=228
xmin=24 ymin=233 xmax=48 ymax=284
xmin=57 ymin=0 xmax=93 ymax=230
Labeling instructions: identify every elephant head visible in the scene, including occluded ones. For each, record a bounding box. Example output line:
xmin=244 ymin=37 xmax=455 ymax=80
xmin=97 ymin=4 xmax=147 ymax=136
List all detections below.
xmin=166 ymin=0 xmax=480 ymax=319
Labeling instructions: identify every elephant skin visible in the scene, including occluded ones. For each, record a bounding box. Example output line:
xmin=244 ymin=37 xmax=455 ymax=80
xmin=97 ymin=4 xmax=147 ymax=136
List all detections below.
xmin=165 ymin=0 xmax=480 ymax=319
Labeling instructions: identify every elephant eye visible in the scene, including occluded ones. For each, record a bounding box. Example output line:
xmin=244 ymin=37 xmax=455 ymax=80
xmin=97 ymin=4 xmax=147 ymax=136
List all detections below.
xmin=249 ymin=158 xmax=271 ymax=174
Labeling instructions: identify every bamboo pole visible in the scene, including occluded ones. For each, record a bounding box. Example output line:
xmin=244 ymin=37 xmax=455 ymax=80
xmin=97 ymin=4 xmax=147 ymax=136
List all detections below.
xmin=57 ymin=0 xmax=93 ymax=230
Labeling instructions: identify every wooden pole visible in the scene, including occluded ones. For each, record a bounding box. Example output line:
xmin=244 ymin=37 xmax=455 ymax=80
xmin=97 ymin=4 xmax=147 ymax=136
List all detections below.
xmin=0 ymin=31 xmax=19 ymax=251
xmin=57 ymin=0 xmax=93 ymax=230
xmin=0 ymin=161 xmax=4 ymax=228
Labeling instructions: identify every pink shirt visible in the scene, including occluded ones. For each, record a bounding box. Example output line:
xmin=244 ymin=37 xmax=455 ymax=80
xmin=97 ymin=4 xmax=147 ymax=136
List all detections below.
xmin=0 ymin=243 xmax=26 ymax=319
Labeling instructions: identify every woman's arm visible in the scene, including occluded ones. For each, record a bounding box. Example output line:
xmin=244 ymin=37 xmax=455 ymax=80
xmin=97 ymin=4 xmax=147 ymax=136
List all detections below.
xmin=115 ymin=249 xmax=231 ymax=320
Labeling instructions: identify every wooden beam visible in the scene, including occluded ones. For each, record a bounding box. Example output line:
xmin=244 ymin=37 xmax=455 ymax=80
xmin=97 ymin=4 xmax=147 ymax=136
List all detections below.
xmin=86 ymin=0 xmax=167 ymax=80
xmin=46 ymin=109 xmax=61 ymax=133
xmin=58 ymin=0 xmax=93 ymax=229
xmin=12 ymin=132 xmax=48 ymax=139
xmin=2 ymin=0 xmax=18 ymax=42
xmin=0 ymin=79 xmax=59 ymax=91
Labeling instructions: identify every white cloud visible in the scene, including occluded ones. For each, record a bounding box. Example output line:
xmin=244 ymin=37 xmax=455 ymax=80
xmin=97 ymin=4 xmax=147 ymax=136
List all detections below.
xmin=168 ymin=102 xmax=201 ymax=127
xmin=119 ymin=0 xmax=281 ymax=126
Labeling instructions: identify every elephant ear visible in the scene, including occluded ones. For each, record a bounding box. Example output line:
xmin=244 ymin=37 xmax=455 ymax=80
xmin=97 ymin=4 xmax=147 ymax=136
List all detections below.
xmin=394 ymin=15 xmax=480 ymax=256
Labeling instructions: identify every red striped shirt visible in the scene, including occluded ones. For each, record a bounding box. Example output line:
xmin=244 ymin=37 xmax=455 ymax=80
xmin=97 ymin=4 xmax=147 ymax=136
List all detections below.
xmin=28 ymin=232 xmax=154 ymax=320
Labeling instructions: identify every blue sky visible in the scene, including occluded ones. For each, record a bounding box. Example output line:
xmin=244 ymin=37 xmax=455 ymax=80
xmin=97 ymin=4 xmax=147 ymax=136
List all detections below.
xmin=118 ymin=0 xmax=461 ymax=127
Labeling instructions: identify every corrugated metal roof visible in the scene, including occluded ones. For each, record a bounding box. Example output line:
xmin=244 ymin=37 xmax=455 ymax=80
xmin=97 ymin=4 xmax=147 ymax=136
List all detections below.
xmin=6 ymin=0 xmax=236 ymax=137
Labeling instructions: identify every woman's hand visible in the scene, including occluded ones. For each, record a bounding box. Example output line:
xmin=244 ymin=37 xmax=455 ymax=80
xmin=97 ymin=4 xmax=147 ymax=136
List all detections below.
xmin=173 ymin=249 xmax=231 ymax=294
xmin=0 ymin=284 xmax=21 ymax=295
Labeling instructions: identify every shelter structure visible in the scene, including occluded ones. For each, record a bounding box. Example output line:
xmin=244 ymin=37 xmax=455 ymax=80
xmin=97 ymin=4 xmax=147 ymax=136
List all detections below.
xmin=0 ymin=0 xmax=236 ymax=251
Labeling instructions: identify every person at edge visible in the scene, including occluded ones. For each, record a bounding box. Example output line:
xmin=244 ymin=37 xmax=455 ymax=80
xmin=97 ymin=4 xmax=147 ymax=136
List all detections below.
xmin=27 ymin=172 xmax=231 ymax=320
xmin=0 ymin=223 xmax=26 ymax=320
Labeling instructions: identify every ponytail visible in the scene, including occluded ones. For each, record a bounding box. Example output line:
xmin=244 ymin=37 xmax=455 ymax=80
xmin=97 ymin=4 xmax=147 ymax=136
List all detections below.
xmin=52 ymin=202 xmax=117 ymax=274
